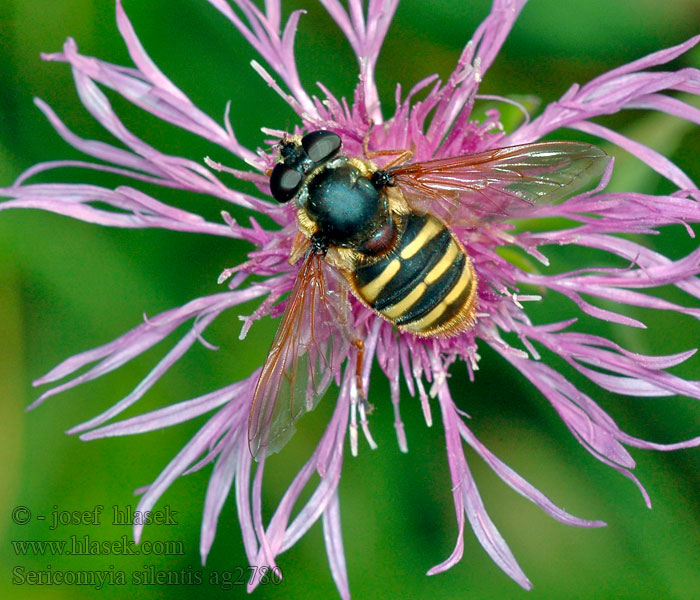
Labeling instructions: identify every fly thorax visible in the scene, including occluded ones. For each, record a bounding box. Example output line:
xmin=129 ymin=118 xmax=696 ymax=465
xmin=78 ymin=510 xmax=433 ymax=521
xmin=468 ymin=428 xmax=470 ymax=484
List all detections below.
xmin=302 ymin=161 xmax=387 ymax=248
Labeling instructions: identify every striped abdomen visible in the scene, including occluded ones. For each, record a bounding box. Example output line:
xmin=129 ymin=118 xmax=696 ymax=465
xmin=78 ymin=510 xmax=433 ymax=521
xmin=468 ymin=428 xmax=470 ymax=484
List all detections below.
xmin=352 ymin=213 xmax=477 ymax=337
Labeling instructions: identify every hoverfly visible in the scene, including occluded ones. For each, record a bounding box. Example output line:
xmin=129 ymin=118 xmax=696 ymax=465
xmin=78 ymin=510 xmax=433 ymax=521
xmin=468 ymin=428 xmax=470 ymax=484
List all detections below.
xmin=248 ymin=130 xmax=609 ymax=458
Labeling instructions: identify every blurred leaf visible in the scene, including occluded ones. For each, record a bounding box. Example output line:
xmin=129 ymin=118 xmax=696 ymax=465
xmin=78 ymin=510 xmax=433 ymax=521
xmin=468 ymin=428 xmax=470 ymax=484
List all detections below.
xmin=0 ymin=262 xmax=26 ymax=538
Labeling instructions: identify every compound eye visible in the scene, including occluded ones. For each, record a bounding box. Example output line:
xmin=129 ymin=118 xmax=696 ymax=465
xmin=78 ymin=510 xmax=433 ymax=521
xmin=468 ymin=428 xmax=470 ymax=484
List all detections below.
xmin=302 ymin=130 xmax=341 ymax=164
xmin=270 ymin=164 xmax=303 ymax=203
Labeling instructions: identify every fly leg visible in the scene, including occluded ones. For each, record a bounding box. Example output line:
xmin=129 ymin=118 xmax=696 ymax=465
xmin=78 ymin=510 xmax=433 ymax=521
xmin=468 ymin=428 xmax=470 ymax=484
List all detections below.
xmin=362 ymin=125 xmax=414 ymax=168
xmin=352 ymin=338 xmax=373 ymax=413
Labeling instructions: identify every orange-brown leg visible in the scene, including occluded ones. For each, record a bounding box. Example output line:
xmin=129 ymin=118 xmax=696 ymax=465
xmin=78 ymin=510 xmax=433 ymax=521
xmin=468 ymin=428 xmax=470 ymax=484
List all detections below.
xmin=352 ymin=338 xmax=374 ymax=413
xmin=362 ymin=126 xmax=414 ymax=168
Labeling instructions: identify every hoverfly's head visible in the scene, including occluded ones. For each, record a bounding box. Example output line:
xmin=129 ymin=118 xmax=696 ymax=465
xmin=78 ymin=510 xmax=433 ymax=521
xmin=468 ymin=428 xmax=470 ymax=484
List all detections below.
xmin=269 ymin=130 xmax=342 ymax=204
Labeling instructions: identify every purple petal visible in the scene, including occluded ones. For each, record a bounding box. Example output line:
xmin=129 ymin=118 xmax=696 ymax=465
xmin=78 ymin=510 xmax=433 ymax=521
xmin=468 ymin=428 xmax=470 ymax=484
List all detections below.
xmin=429 ymin=353 xmax=532 ymax=588
xmin=207 ymin=0 xmax=316 ymax=116
xmin=78 ymin=379 xmax=252 ymax=440
xmin=133 ymin=400 xmax=246 ymax=544
xmin=200 ymin=429 xmax=244 ymax=562
xmin=458 ymin=420 xmax=606 ymax=528
xmin=322 ymin=491 xmax=350 ymax=600
xmin=31 ymin=288 xmax=264 ymax=411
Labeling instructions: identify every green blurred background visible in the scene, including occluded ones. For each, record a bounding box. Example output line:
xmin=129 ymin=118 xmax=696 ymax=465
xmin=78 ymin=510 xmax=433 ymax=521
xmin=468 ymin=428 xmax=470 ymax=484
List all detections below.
xmin=1 ymin=1 xmax=699 ymax=598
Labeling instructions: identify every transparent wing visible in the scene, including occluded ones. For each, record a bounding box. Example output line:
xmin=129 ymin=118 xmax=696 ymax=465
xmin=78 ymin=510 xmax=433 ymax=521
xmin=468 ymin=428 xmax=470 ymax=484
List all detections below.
xmin=388 ymin=142 xmax=609 ymax=224
xmin=248 ymin=250 xmax=352 ymax=460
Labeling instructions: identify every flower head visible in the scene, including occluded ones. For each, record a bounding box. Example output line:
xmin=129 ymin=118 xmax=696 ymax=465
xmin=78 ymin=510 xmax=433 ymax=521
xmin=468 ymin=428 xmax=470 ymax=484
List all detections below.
xmin=3 ymin=0 xmax=700 ymax=597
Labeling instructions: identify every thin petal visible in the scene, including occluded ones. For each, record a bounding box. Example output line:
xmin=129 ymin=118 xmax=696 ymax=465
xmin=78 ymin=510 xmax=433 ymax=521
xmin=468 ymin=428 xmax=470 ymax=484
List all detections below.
xmin=133 ymin=401 xmax=245 ymax=544
xmin=429 ymin=352 xmax=532 ymax=589
xmin=200 ymin=429 xmax=244 ymax=562
xmin=322 ymin=491 xmax=350 ymax=600
xmin=458 ymin=420 xmax=606 ymax=528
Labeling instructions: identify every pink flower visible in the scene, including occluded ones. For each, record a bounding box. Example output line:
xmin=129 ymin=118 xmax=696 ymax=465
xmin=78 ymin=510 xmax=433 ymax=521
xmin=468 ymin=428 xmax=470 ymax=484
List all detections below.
xmin=2 ymin=0 xmax=699 ymax=596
